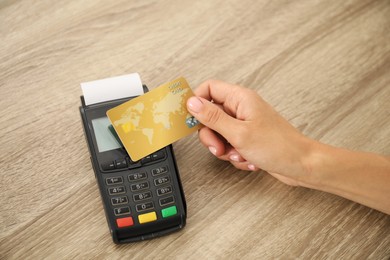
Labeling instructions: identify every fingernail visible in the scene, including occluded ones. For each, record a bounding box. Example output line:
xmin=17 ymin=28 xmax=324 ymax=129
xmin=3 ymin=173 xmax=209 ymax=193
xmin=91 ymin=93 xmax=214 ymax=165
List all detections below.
xmin=187 ymin=97 xmax=203 ymax=113
xmin=208 ymin=146 xmax=217 ymax=155
xmin=248 ymin=164 xmax=256 ymax=171
xmin=229 ymin=154 xmax=240 ymax=162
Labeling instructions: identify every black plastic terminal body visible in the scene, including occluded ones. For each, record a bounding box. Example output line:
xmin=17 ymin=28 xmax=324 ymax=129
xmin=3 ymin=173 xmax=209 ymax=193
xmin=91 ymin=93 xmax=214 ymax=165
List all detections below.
xmin=79 ymin=85 xmax=187 ymax=243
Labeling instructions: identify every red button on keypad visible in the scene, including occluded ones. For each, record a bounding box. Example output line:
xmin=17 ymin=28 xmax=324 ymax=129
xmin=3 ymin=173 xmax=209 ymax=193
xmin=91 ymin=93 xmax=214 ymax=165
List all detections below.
xmin=116 ymin=217 xmax=134 ymax=228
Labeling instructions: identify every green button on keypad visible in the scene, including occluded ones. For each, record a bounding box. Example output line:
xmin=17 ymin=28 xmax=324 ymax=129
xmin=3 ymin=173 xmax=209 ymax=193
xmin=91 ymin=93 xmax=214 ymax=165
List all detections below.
xmin=161 ymin=205 xmax=177 ymax=218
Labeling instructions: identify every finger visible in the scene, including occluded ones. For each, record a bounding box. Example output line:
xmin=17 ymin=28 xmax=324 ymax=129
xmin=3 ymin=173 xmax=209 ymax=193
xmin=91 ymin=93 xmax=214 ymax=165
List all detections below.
xmin=194 ymin=79 xmax=257 ymax=120
xmin=187 ymin=96 xmax=242 ymax=142
xmin=219 ymin=146 xmax=246 ymax=162
xmin=194 ymin=79 xmax=238 ymax=103
xmin=198 ymin=127 xmax=226 ymax=156
xmin=230 ymin=161 xmax=259 ymax=171
xmin=198 ymin=127 xmax=246 ymax=162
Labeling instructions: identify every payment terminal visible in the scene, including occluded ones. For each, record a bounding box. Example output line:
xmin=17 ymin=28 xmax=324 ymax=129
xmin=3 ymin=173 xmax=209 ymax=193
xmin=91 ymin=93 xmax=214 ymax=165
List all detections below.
xmin=79 ymin=85 xmax=186 ymax=243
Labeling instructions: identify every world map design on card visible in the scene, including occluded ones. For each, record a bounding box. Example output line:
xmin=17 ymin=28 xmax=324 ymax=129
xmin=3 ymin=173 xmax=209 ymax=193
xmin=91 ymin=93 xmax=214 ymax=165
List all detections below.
xmin=107 ymin=77 xmax=201 ymax=161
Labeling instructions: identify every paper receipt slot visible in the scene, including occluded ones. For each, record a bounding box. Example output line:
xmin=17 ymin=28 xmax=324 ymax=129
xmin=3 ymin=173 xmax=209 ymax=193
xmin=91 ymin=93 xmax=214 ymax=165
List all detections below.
xmin=79 ymin=75 xmax=186 ymax=243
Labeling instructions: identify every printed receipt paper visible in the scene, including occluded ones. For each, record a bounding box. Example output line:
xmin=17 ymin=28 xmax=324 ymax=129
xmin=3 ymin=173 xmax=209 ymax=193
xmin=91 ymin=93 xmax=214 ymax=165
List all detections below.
xmin=107 ymin=77 xmax=201 ymax=161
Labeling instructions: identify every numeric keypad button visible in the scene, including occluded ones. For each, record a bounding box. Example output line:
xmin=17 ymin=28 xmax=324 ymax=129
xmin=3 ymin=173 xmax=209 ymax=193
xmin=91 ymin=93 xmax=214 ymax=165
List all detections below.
xmin=108 ymin=186 xmax=126 ymax=195
xmin=133 ymin=191 xmax=152 ymax=202
xmin=114 ymin=206 xmax=130 ymax=216
xmin=136 ymin=202 xmax=154 ymax=212
xmin=154 ymin=176 xmax=170 ymax=186
xmin=106 ymin=176 xmax=123 ymax=185
xmin=156 ymin=186 xmax=172 ymax=196
xmin=128 ymin=172 xmax=147 ymax=182
xmin=151 ymin=166 xmax=168 ymax=176
xmin=159 ymin=196 xmax=175 ymax=206
xmin=130 ymin=181 xmax=149 ymax=192
xmin=111 ymin=196 xmax=128 ymax=206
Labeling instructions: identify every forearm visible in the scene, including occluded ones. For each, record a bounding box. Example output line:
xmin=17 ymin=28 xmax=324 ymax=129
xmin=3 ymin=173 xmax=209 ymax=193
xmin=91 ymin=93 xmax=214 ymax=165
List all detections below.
xmin=302 ymin=141 xmax=390 ymax=214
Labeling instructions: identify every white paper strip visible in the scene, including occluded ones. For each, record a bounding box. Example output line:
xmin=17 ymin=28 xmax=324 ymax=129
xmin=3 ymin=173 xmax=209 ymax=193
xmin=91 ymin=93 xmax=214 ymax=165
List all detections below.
xmin=81 ymin=73 xmax=144 ymax=105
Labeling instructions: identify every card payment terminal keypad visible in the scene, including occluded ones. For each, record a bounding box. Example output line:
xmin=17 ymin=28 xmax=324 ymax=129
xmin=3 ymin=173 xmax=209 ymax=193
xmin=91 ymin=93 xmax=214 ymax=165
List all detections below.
xmin=104 ymin=149 xmax=178 ymax=228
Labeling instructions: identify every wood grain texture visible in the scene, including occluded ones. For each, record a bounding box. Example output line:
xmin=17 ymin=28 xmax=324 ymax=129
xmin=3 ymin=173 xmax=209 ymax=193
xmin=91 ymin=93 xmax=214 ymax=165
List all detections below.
xmin=1 ymin=0 xmax=389 ymax=258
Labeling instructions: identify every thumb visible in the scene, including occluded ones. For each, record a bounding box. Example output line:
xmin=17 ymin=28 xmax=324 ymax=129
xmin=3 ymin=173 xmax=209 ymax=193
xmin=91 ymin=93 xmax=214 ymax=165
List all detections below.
xmin=187 ymin=96 xmax=238 ymax=140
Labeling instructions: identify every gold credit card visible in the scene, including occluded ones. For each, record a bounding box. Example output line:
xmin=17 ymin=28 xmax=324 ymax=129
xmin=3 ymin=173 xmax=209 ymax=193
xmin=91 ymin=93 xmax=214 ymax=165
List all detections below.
xmin=107 ymin=77 xmax=201 ymax=161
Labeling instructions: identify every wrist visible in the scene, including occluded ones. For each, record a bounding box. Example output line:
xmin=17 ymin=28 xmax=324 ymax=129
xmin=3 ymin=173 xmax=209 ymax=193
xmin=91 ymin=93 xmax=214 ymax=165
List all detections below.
xmin=296 ymin=139 xmax=328 ymax=190
xmin=298 ymin=140 xmax=390 ymax=214
xmin=299 ymin=140 xmax=384 ymax=192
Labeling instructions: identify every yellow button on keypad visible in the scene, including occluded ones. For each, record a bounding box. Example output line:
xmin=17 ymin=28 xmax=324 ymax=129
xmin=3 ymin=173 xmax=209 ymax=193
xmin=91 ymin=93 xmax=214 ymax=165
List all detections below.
xmin=138 ymin=212 xmax=157 ymax=224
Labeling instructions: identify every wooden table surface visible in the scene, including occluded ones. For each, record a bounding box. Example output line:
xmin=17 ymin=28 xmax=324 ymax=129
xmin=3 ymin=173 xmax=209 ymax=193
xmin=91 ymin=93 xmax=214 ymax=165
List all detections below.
xmin=1 ymin=0 xmax=389 ymax=259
